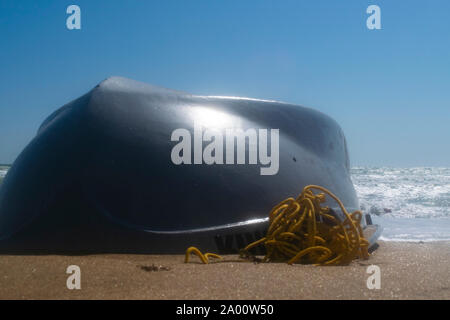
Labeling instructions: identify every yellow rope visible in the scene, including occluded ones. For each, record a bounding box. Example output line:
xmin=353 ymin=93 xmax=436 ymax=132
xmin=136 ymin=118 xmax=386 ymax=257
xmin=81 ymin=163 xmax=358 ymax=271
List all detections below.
xmin=185 ymin=185 xmax=370 ymax=266
xmin=185 ymin=246 xmax=223 ymax=264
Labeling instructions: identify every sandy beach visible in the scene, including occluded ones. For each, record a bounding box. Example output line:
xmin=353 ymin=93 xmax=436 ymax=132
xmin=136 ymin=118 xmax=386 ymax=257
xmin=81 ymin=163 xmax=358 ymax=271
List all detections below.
xmin=0 ymin=241 xmax=448 ymax=300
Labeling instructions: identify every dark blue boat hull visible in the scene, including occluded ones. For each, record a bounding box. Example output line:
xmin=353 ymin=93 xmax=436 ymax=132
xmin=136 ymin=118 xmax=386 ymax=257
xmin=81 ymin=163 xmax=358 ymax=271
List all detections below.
xmin=0 ymin=77 xmax=370 ymax=253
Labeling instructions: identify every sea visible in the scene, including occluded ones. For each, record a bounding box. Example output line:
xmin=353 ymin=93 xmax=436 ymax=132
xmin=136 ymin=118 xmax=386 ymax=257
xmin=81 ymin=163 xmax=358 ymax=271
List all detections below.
xmin=351 ymin=167 xmax=450 ymax=242
xmin=0 ymin=165 xmax=448 ymax=242
xmin=0 ymin=166 xmax=8 ymax=183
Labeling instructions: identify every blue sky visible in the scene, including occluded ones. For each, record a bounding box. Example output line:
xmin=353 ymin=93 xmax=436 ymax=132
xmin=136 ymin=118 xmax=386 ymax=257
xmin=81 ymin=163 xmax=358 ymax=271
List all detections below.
xmin=0 ymin=0 xmax=449 ymax=166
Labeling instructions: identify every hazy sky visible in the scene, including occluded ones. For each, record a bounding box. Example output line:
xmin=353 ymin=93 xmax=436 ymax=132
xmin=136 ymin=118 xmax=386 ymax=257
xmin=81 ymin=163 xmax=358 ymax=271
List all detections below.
xmin=0 ymin=0 xmax=449 ymax=166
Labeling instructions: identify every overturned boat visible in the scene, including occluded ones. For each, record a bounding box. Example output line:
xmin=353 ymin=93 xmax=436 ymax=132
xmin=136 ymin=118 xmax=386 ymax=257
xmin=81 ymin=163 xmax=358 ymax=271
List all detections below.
xmin=0 ymin=77 xmax=381 ymax=254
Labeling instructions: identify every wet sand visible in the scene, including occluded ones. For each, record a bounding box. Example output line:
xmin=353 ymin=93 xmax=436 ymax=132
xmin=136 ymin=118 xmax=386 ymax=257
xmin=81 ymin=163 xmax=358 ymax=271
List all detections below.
xmin=0 ymin=241 xmax=449 ymax=300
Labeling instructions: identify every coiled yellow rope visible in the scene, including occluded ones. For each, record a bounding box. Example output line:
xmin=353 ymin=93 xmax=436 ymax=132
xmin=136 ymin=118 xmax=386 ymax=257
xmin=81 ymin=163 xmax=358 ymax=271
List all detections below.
xmin=185 ymin=185 xmax=370 ymax=266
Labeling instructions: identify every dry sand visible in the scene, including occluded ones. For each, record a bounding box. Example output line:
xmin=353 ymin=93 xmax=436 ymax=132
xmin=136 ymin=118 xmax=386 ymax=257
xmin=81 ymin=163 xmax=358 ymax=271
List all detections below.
xmin=0 ymin=241 xmax=449 ymax=300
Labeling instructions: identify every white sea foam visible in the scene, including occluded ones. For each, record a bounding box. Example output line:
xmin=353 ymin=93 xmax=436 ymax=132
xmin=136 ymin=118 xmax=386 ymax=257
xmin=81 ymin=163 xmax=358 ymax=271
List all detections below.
xmin=351 ymin=167 xmax=450 ymax=241
xmin=0 ymin=169 xmax=8 ymax=179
